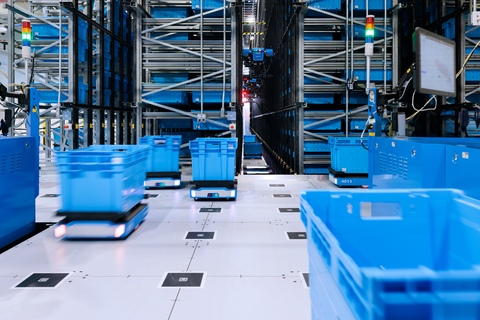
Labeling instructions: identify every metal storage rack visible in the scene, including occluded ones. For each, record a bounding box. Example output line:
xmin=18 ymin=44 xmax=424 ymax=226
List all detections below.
xmin=139 ymin=0 xmax=243 ymax=169
xmin=251 ymin=0 xmax=394 ymax=174
xmin=6 ymin=0 xmax=138 ymax=169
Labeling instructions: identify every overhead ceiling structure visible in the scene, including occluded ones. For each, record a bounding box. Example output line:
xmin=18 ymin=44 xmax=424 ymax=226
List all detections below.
xmin=242 ymin=0 xmax=264 ymax=48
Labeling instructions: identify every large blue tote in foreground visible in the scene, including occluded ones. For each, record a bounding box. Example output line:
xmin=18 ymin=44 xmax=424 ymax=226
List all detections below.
xmin=301 ymin=188 xmax=480 ymax=320
xmin=54 ymin=145 xmax=150 ymax=239
xmin=189 ymin=138 xmax=238 ymax=199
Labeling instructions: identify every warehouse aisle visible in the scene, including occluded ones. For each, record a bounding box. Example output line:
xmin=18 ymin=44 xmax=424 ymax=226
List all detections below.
xmin=0 ymin=173 xmax=336 ymax=320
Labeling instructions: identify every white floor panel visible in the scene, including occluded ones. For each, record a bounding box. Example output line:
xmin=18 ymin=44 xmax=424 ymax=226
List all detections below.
xmin=169 ymin=276 xmax=311 ymax=320
xmin=0 ymin=172 xmax=339 ymax=320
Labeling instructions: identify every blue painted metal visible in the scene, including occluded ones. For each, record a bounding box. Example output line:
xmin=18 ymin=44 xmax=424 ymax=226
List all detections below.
xmin=301 ymin=188 xmax=480 ymax=320
xmin=0 ymin=137 xmax=36 ymax=249
xmin=252 ymin=48 xmax=265 ymax=61
xmin=329 ymin=137 xmax=368 ymax=173
xmin=445 ymin=144 xmax=480 ymax=200
xmin=369 ymin=137 xmax=480 ymax=198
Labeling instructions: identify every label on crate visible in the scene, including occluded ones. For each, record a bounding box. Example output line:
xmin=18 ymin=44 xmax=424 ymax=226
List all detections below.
xmin=463 ymin=152 xmax=469 ymax=159
xmin=392 ymin=142 xmax=396 ymax=147
xmin=342 ymin=168 xmax=347 ymax=172
xmin=112 ymin=157 xmax=123 ymax=164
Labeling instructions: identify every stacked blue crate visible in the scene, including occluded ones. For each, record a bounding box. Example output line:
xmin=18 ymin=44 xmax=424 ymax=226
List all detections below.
xmin=305 ymin=0 xmax=341 ymax=17
xmin=151 ymin=73 xmax=189 ymax=84
xmin=244 ymin=135 xmax=262 ymax=158
xmin=192 ymin=91 xmax=231 ymax=104
xmin=191 ymin=0 xmax=226 ymax=16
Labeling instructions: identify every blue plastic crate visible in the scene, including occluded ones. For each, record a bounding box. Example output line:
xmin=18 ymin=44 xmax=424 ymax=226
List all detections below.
xmin=104 ymin=34 xmax=111 ymax=53
xmin=145 ymin=91 xmax=189 ymax=104
xmin=104 ymin=52 xmax=112 ymax=70
xmin=351 ymin=0 xmax=392 ymax=13
xmin=159 ymin=119 xmax=193 ymax=129
xmin=36 ymin=83 xmax=87 ymax=104
xmin=329 ymin=137 xmax=368 ymax=173
xmin=304 ymin=167 xmax=329 ymax=174
xmin=139 ymin=135 xmax=181 ymax=172
xmin=192 ymin=91 xmax=231 ymax=103
xmin=38 ymin=90 xmax=68 ymax=103
xmin=123 ymin=77 xmax=128 ymax=92
xmin=189 ymin=138 xmax=238 ymax=181
xmin=151 ymin=73 xmax=189 ymax=84
xmin=342 ymin=93 xmax=368 ymax=105
xmin=306 ymin=0 xmax=341 ymax=16
xmin=191 ymin=0 xmax=225 ymax=14
xmin=123 ymin=26 xmax=128 ymax=42
xmin=114 ymin=20 xmax=121 ymax=37
xmin=114 ymin=74 xmax=121 ymax=91
xmin=304 ymin=76 xmax=331 ymax=84
xmin=56 ymin=145 xmax=149 ymax=213
xmin=304 ymin=33 xmax=333 ymax=41
xmin=301 ymin=188 xmax=480 ymax=320
xmin=151 ymin=32 xmax=189 ymax=41
xmin=114 ymin=40 xmax=121 ymax=58
xmin=353 ymin=69 xmax=393 ymax=82
xmin=123 ymin=47 xmax=128 ymax=63
xmin=466 ymin=25 xmax=480 ymax=39
xmin=123 ymin=93 xmax=129 ymax=102
xmin=350 ymin=119 xmax=368 ymax=130
xmin=104 ymin=89 xmax=112 ymax=106
xmin=244 ymin=143 xmax=262 ymax=155
xmin=78 ymin=40 xmax=88 ymax=63
xmin=244 ymin=135 xmax=256 ymax=143
xmin=151 ymin=7 xmax=190 ymax=18
xmin=304 ymin=94 xmax=334 ymax=104
xmin=304 ymin=118 xmax=341 ymax=131
xmin=78 ymin=18 xmax=88 ymax=42
xmin=466 ymin=70 xmax=480 ymax=82
xmin=32 ymin=24 xmax=68 ymax=39
xmin=442 ymin=19 xmax=455 ymax=40
xmin=304 ymin=140 xmax=330 ymax=153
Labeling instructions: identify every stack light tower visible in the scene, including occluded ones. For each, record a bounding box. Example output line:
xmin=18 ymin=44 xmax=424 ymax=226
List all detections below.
xmin=22 ymin=20 xmax=32 ymax=83
xmin=365 ymin=15 xmax=374 ymax=93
